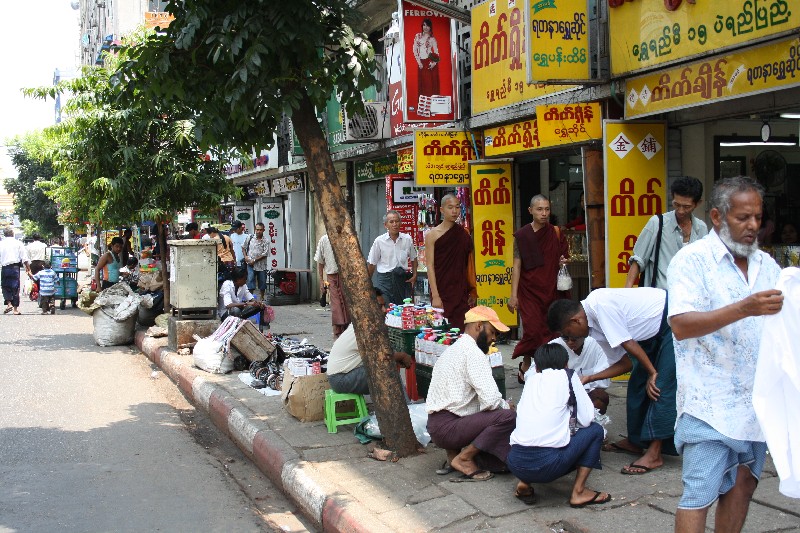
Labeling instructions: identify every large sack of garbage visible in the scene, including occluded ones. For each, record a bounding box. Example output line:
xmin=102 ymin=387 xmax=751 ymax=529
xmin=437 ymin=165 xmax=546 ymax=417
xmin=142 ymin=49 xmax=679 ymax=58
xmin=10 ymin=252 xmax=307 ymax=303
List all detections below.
xmin=91 ymin=283 xmax=142 ymax=346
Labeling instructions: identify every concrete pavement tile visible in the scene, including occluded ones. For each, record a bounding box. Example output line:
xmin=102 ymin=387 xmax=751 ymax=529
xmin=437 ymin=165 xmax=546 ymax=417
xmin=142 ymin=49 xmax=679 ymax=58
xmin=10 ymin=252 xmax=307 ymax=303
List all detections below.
xmin=754 ymin=475 xmax=800 ymax=517
xmin=439 ymin=512 xmax=569 ymax=533
xmin=271 ymin=423 xmax=356 ymax=449
xmin=406 ymin=484 xmax=448 ymax=505
xmin=302 ymin=443 xmax=370 ymax=462
xmin=525 ymin=495 xmax=675 ymax=533
xmin=643 ymin=491 xmax=800 ymax=532
xmin=379 ymin=493 xmax=479 ymax=532
xmin=392 ymin=446 xmax=449 ymax=477
xmin=441 ymin=473 xmax=531 ymax=517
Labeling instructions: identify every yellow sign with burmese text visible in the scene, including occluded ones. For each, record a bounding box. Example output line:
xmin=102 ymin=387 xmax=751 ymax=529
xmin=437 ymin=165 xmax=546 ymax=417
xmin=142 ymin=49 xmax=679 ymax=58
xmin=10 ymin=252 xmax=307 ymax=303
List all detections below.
xmin=526 ymin=0 xmax=591 ymax=82
xmin=471 ymin=0 xmax=573 ymax=115
xmin=625 ymin=36 xmax=800 ymax=119
xmin=603 ymin=121 xmax=667 ymax=288
xmin=609 ymin=0 xmax=798 ymax=76
xmin=413 ymin=130 xmax=479 ymax=186
xmin=470 ymin=161 xmax=517 ymax=327
xmin=535 ymin=102 xmax=602 ymax=145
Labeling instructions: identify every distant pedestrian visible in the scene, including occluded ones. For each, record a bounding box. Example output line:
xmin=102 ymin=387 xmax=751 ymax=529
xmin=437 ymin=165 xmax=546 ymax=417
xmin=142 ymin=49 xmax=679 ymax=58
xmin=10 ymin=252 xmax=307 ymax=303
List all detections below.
xmin=94 ymin=237 xmax=124 ymax=291
xmin=228 ymin=220 xmax=248 ymax=267
xmin=314 ymin=233 xmax=350 ymax=339
xmin=26 ymin=233 xmax=48 ymax=274
xmin=33 ymin=261 xmax=58 ymax=314
xmin=243 ymin=223 xmax=269 ymax=300
xmin=367 ymin=211 xmax=417 ymax=305
xmin=0 ymin=227 xmax=32 ymax=315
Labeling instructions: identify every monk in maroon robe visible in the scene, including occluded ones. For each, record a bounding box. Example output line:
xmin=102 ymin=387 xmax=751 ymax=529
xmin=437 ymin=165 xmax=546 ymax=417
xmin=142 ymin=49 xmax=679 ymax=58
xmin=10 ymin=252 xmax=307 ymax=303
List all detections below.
xmin=426 ymin=194 xmax=476 ymax=331
xmin=508 ymin=195 xmax=569 ymax=360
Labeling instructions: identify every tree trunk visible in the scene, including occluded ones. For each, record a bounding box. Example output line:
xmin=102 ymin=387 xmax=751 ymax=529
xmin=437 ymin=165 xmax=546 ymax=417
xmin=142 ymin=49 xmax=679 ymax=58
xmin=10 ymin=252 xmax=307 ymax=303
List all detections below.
xmin=157 ymin=222 xmax=171 ymax=313
xmin=292 ymin=91 xmax=418 ymax=457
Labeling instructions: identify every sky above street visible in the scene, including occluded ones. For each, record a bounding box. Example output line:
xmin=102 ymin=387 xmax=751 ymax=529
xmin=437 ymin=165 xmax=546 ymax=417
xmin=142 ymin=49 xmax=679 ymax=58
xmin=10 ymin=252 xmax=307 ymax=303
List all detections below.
xmin=0 ymin=0 xmax=79 ymax=180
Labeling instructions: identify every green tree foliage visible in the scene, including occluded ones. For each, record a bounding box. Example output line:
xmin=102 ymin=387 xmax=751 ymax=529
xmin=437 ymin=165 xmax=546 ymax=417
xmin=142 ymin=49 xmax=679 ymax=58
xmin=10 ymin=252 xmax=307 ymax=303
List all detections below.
xmin=119 ymin=0 xmax=419 ymax=455
xmin=4 ymin=134 xmax=61 ymax=237
xmin=25 ymin=48 xmax=236 ymax=229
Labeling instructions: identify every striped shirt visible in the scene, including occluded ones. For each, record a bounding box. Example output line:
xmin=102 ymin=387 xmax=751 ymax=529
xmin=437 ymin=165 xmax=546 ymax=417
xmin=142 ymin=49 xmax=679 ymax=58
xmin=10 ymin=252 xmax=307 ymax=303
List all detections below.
xmin=33 ymin=269 xmax=59 ymax=296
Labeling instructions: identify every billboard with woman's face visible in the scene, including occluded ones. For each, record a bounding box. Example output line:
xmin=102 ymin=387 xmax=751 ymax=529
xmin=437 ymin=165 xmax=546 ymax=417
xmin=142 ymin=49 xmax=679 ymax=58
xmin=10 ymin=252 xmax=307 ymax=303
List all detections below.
xmin=399 ymin=1 xmax=457 ymax=123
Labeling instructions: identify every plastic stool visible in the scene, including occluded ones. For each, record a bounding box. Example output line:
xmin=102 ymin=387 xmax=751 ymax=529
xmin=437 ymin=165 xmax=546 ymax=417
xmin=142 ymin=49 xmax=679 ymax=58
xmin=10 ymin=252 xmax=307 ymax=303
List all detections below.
xmin=324 ymin=389 xmax=368 ymax=433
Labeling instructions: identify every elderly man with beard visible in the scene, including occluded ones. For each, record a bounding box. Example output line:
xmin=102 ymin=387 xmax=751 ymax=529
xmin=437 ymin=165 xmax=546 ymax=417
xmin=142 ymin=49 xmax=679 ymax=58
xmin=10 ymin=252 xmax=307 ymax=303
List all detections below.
xmin=667 ymin=176 xmax=783 ymax=533
xmin=426 ymin=306 xmax=515 ymax=482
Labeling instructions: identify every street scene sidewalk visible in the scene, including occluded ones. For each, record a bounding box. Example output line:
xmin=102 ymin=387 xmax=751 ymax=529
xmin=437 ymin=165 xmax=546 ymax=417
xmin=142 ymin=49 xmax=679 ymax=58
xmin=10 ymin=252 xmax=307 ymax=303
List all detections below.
xmin=135 ymin=302 xmax=800 ymax=533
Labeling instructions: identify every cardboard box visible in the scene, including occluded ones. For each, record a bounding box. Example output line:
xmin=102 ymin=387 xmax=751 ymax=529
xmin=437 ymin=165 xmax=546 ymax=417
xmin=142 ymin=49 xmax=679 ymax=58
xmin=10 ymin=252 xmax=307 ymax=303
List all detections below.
xmin=281 ymin=369 xmax=330 ymax=422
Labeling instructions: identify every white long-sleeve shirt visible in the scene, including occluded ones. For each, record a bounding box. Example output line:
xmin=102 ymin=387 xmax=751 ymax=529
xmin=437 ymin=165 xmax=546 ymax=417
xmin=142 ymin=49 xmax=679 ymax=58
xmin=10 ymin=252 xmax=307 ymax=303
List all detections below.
xmin=754 ymin=267 xmax=800 ymax=498
xmin=511 ymin=368 xmax=594 ymax=448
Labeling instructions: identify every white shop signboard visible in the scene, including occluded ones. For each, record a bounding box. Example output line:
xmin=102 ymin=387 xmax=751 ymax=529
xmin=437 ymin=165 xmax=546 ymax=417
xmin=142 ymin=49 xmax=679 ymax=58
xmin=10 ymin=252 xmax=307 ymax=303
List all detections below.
xmin=261 ymin=201 xmax=286 ymax=269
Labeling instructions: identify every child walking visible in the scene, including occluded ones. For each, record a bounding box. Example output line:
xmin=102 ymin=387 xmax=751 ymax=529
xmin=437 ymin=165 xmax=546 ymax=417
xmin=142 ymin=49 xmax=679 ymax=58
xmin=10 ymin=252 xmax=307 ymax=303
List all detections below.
xmin=33 ymin=261 xmax=58 ymax=314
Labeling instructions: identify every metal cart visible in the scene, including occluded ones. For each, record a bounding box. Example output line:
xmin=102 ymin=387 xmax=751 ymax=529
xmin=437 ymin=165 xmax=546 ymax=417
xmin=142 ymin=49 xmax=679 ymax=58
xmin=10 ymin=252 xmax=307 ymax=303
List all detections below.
xmin=50 ymin=247 xmax=79 ymax=309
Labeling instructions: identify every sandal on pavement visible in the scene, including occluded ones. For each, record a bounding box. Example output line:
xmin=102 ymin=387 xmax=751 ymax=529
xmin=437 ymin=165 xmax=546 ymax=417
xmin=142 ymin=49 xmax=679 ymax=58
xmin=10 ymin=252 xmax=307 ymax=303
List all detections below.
xmin=436 ymin=460 xmax=456 ymax=475
xmin=601 ymin=441 xmax=642 ymax=456
xmin=514 ymin=489 xmax=537 ymax=505
xmin=621 ymin=462 xmax=660 ymax=475
xmin=569 ymin=491 xmax=612 ymax=508
xmin=450 ymin=470 xmax=494 ymax=483
xmin=3 ymin=306 xmax=12 ymax=314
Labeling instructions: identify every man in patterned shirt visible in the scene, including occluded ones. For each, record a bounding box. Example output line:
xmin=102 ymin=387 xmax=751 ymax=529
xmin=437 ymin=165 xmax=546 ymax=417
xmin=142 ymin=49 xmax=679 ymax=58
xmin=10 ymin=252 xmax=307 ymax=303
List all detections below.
xmin=243 ymin=222 xmax=270 ymax=300
xmin=668 ymin=176 xmax=783 ymax=533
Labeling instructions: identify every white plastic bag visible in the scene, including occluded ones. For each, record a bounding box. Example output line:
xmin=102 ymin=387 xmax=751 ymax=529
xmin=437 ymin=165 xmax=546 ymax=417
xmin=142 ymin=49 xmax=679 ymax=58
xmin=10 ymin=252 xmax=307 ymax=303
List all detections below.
xmin=557 ymin=264 xmax=573 ymax=291
xmin=193 ymin=337 xmax=233 ymax=374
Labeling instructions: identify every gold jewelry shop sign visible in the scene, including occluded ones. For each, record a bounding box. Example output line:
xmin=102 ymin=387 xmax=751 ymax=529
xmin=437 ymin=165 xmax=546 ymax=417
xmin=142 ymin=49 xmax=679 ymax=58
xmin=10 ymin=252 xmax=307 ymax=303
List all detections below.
xmin=625 ymin=36 xmax=800 ymax=119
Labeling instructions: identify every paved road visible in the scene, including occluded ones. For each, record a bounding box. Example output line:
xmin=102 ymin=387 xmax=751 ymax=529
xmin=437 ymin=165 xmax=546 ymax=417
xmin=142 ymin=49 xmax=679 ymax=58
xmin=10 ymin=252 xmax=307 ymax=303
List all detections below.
xmin=0 ymin=293 xmax=314 ymax=533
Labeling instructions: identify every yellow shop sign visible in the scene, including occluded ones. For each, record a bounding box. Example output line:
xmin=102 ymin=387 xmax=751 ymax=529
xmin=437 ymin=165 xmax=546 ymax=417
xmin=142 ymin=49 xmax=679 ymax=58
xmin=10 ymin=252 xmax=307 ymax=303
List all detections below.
xmin=414 ymin=130 xmax=480 ymax=186
xmin=471 ymin=0 xmax=573 ymax=115
xmin=525 ymin=0 xmax=592 ymax=83
xmin=625 ymin=36 xmax=800 ymax=119
xmin=536 ymin=102 xmax=602 ymax=145
xmin=609 ymin=0 xmax=797 ymax=76
xmin=470 ymin=160 xmax=517 ymax=327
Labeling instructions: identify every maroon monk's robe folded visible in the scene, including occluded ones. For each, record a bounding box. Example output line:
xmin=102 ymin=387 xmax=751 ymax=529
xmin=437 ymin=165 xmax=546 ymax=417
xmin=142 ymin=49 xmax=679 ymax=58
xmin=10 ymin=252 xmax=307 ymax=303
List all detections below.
xmin=512 ymin=223 xmax=569 ymax=358
xmin=432 ymin=224 xmax=473 ymax=331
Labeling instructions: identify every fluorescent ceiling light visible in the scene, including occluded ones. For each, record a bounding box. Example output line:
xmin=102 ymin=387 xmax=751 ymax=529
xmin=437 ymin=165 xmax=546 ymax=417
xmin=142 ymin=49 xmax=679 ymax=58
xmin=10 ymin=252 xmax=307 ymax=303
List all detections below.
xmin=720 ymin=141 xmax=797 ymax=147
xmin=779 ymin=113 xmax=800 ymax=119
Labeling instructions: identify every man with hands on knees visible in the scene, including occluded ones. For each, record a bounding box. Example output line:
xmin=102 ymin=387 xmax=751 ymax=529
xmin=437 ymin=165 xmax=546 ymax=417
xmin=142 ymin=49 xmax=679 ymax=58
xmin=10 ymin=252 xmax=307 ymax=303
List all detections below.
xmin=547 ymin=285 xmax=676 ymax=476
xmin=218 ymin=267 xmax=267 ymax=320
xmin=668 ymin=176 xmax=783 ymax=533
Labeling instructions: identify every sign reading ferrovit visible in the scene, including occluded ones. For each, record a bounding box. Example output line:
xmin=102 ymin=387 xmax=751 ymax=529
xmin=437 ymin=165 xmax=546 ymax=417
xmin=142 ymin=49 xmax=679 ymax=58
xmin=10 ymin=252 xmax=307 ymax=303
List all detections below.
xmin=535 ymin=102 xmax=602 ymax=145
xmin=413 ymin=130 xmax=480 ymax=186
xmin=625 ymin=35 xmax=800 ymax=119
xmin=603 ymin=121 xmax=667 ymax=288
xmin=609 ymin=0 xmax=797 ymax=76
xmin=525 ymin=0 xmax=591 ymax=83
xmin=470 ymin=160 xmax=517 ymax=327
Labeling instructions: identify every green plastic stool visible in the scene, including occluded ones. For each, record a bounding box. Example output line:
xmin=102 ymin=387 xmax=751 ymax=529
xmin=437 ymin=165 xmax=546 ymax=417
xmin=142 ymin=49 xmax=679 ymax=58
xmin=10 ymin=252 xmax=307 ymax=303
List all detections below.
xmin=324 ymin=389 xmax=368 ymax=433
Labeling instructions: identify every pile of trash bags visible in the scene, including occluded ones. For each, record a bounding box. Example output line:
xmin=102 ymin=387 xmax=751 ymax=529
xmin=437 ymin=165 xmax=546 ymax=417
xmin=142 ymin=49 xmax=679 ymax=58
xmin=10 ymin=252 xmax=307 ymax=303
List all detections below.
xmin=79 ymin=282 xmax=153 ymax=346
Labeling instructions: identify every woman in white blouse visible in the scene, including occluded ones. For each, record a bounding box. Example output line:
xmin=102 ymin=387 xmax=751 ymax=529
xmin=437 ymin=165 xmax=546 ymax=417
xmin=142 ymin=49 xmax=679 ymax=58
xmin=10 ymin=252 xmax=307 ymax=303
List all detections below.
xmin=506 ymin=344 xmax=610 ymax=508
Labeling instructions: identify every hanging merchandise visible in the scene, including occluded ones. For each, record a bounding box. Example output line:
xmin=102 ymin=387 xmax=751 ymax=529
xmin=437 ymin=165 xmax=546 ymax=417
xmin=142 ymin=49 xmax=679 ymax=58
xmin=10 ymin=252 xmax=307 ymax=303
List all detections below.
xmin=456 ymin=187 xmax=471 ymax=233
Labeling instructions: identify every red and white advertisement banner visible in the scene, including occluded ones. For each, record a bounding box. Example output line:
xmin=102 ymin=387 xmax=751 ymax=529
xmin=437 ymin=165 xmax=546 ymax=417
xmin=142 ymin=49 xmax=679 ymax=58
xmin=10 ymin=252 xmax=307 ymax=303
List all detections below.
xmin=399 ymin=0 xmax=458 ymax=123
xmin=388 ymin=40 xmax=439 ymax=137
xmin=385 ymin=174 xmax=421 ymax=250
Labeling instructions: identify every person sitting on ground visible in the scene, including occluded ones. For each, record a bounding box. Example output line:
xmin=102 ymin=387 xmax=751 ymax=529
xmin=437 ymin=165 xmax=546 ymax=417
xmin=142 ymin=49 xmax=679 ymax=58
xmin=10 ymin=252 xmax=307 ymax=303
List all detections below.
xmin=122 ymin=257 xmax=139 ymax=291
xmin=507 ymin=344 xmax=610 ymax=508
xmin=94 ymin=236 xmax=124 ymax=291
xmin=33 ymin=261 xmax=58 ymax=315
xmin=426 ymin=306 xmax=515 ymax=482
xmin=327 ymin=288 xmax=413 ymax=395
xmin=218 ymin=267 xmax=266 ymax=321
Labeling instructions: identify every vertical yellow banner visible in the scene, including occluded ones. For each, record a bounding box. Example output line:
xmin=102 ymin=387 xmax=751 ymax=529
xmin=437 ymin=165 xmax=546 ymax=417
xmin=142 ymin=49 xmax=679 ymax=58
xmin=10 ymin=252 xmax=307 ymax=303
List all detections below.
xmin=603 ymin=121 xmax=667 ymax=288
xmin=470 ymin=161 xmax=518 ymax=327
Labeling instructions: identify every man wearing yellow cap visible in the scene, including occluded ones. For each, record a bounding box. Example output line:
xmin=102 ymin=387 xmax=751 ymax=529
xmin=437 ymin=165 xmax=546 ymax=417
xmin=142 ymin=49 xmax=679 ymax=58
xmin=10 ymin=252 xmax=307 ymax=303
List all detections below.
xmin=426 ymin=306 xmax=515 ymax=482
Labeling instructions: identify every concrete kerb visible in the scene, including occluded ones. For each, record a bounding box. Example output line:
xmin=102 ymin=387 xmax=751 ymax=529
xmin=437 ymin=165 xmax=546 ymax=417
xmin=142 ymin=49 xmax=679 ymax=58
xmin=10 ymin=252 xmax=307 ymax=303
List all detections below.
xmin=133 ymin=329 xmax=367 ymax=531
